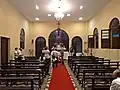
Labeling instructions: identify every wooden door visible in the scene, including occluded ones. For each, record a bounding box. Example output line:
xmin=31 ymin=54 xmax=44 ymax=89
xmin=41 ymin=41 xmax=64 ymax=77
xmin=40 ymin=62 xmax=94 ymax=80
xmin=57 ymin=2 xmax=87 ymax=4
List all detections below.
xmin=72 ymin=36 xmax=82 ymax=53
xmin=1 ymin=37 xmax=9 ymax=65
xmin=35 ymin=37 xmax=46 ymax=59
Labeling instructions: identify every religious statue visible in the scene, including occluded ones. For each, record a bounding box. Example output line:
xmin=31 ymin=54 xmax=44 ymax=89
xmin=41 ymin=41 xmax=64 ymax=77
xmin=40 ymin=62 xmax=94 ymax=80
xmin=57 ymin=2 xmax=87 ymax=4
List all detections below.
xmin=56 ymin=43 xmax=61 ymax=51
xmin=29 ymin=49 xmax=34 ymax=56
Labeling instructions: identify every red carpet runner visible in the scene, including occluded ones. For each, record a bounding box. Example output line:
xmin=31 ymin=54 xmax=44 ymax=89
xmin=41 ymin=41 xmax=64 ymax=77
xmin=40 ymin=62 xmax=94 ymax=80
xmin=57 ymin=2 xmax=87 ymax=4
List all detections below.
xmin=49 ymin=64 xmax=75 ymax=90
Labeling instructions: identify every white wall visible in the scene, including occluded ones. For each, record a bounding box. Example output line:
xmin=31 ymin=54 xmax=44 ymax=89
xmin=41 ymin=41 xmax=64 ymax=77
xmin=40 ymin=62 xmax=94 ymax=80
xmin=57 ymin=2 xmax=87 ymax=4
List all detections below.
xmin=0 ymin=0 xmax=30 ymax=59
xmin=88 ymin=0 xmax=120 ymax=61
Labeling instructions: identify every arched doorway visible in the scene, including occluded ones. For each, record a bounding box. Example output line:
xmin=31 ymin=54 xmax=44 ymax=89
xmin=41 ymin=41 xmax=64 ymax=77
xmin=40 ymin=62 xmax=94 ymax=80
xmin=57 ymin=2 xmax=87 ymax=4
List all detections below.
xmin=72 ymin=36 xmax=82 ymax=53
xmin=35 ymin=37 xmax=46 ymax=59
xmin=49 ymin=28 xmax=69 ymax=51
xmin=109 ymin=17 xmax=120 ymax=49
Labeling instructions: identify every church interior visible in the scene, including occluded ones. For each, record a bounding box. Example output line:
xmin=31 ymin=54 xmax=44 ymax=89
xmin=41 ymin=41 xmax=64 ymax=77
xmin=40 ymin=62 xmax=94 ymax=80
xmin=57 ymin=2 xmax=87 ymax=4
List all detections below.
xmin=0 ymin=0 xmax=120 ymax=90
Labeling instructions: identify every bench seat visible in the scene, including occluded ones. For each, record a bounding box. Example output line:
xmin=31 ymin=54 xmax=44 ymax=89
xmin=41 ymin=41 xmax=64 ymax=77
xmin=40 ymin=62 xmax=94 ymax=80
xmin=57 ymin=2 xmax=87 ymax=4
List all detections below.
xmin=0 ymin=86 xmax=31 ymax=90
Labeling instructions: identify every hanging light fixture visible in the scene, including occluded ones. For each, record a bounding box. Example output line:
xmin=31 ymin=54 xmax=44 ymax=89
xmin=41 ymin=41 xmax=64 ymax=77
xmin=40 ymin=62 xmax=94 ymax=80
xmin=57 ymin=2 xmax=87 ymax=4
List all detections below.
xmin=54 ymin=12 xmax=64 ymax=21
xmin=53 ymin=3 xmax=65 ymax=21
xmin=48 ymin=0 xmax=70 ymax=21
xmin=48 ymin=0 xmax=69 ymax=21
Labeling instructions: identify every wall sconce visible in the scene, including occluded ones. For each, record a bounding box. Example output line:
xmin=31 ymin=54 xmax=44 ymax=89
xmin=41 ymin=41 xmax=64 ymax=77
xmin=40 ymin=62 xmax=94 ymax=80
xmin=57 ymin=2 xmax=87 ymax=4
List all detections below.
xmin=32 ymin=39 xmax=34 ymax=44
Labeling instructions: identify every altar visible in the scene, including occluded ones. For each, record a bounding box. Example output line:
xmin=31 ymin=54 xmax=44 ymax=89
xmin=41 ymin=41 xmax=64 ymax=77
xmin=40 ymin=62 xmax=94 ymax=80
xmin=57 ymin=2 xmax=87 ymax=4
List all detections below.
xmin=51 ymin=43 xmax=69 ymax=59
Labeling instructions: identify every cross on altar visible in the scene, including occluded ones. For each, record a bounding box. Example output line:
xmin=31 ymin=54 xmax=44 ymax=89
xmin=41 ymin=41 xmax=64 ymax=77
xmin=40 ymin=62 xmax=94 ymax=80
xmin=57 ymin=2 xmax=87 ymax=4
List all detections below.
xmin=57 ymin=21 xmax=60 ymax=28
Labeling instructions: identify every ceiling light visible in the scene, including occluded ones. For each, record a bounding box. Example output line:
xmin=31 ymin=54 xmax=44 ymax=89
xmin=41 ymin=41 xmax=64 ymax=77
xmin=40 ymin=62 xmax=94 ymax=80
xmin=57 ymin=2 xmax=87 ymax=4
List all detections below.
xmin=67 ymin=14 xmax=71 ymax=16
xmin=35 ymin=17 xmax=39 ymax=20
xmin=48 ymin=14 xmax=51 ymax=16
xmin=79 ymin=17 xmax=83 ymax=20
xmin=80 ymin=5 xmax=83 ymax=10
xmin=36 ymin=5 xmax=39 ymax=10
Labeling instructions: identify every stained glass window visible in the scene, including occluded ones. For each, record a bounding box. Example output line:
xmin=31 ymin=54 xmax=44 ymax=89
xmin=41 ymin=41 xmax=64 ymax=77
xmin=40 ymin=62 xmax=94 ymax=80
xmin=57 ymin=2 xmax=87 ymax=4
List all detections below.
xmin=20 ymin=28 xmax=25 ymax=49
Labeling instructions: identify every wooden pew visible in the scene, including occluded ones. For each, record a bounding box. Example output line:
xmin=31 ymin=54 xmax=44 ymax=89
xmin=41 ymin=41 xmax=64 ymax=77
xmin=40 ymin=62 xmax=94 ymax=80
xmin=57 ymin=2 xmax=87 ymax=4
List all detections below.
xmin=68 ymin=56 xmax=98 ymax=65
xmin=68 ymin=56 xmax=119 ymax=90
xmin=74 ymin=63 xmax=118 ymax=79
xmin=70 ymin=60 xmax=119 ymax=74
xmin=84 ymin=76 xmax=114 ymax=90
xmin=3 ymin=60 xmax=50 ymax=77
xmin=0 ymin=77 xmax=34 ymax=90
xmin=0 ymin=59 xmax=51 ymax=90
xmin=79 ymin=69 xmax=115 ymax=88
xmin=68 ymin=56 xmax=97 ymax=60
xmin=0 ymin=69 xmax=42 ymax=88
xmin=68 ymin=57 xmax=107 ymax=67
xmin=70 ymin=59 xmax=110 ymax=72
xmin=0 ymin=63 xmax=49 ymax=79
xmin=24 ymin=56 xmax=37 ymax=60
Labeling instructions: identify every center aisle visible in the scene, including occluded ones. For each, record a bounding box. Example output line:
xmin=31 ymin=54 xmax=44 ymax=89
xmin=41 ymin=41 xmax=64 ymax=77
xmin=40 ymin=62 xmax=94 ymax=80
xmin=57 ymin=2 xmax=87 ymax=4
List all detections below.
xmin=48 ymin=64 xmax=75 ymax=90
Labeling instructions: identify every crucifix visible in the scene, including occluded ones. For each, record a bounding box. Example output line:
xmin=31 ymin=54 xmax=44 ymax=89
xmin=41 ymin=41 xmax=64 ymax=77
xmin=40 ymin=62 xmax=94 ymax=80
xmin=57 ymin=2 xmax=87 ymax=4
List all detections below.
xmin=57 ymin=21 xmax=60 ymax=28
xmin=56 ymin=21 xmax=61 ymax=42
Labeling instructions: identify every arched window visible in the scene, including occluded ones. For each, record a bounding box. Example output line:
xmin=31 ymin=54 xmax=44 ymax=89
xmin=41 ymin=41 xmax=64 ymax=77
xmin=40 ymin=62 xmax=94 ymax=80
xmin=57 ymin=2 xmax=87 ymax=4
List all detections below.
xmin=35 ymin=37 xmax=46 ymax=59
xmin=49 ymin=28 xmax=69 ymax=51
xmin=20 ymin=28 xmax=25 ymax=49
xmin=93 ymin=28 xmax=99 ymax=48
xmin=109 ymin=18 xmax=120 ymax=49
xmin=109 ymin=18 xmax=119 ymax=29
xmin=72 ymin=36 xmax=82 ymax=53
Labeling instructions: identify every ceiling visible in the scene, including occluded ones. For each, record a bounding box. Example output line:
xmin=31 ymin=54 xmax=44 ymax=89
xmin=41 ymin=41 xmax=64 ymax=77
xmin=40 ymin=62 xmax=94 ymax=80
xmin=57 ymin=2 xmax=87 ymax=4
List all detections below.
xmin=7 ymin=0 xmax=111 ymax=22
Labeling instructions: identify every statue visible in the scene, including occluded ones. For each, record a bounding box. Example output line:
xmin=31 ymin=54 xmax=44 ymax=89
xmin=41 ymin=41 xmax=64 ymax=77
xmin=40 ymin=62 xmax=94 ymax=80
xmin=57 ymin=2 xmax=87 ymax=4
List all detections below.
xmin=29 ymin=49 xmax=34 ymax=56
